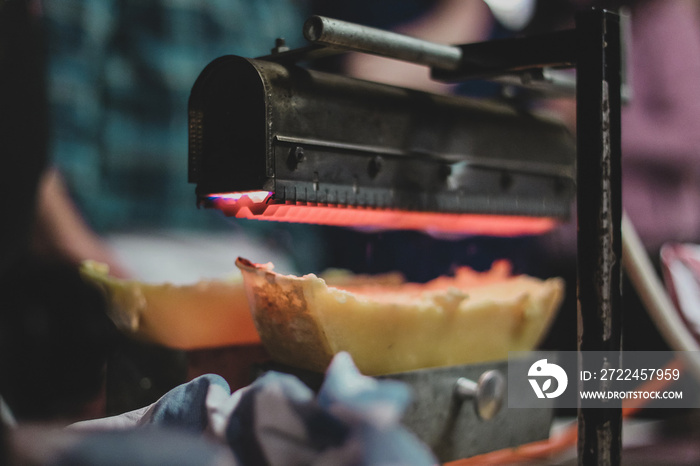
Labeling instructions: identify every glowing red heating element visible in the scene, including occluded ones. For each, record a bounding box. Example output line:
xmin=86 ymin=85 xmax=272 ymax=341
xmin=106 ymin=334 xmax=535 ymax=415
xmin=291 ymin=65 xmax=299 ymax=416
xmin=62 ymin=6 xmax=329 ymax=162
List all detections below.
xmin=208 ymin=192 xmax=558 ymax=236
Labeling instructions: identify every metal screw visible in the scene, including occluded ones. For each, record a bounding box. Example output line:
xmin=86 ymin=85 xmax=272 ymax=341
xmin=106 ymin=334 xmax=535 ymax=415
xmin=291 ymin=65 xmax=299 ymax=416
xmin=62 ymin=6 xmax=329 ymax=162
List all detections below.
xmin=368 ymin=156 xmax=383 ymax=178
xmin=454 ymin=370 xmax=505 ymax=420
xmin=271 ymin=38 xmax=289 ymax=54
xmin=287 ymin=146 xmax=305 ymax=170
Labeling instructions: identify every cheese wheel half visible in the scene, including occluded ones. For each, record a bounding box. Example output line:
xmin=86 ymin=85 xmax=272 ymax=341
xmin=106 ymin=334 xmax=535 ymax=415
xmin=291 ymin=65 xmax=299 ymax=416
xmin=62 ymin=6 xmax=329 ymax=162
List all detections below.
xmin=236 ymin=258 xmax=564 ymax=375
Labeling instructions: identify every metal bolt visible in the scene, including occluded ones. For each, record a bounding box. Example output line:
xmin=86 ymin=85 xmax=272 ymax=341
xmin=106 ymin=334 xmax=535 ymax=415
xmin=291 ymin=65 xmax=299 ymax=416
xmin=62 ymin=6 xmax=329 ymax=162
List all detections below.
xmin=139 ymin=377 xmax=153 ymax=391
xmin=368 ymin=156 xmax=383 ymax=179
xmin=287 ymin=146 xmax=305 ymax=170
xmin=271 ymin=38 xmax=289 ymax=54
xmin=454 ymin=370 xmax=505 ymax=420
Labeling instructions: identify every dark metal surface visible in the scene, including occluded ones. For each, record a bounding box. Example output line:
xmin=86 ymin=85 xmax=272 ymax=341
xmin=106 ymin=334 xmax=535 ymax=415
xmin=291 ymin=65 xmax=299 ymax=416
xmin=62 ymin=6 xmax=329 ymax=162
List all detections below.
xmin=431 ymin=29 xmax=576 ymax=81
xmin=575 ymin=9 xmax=623 ymax=466
xmin=257 ymin=43 xmax=342 ymax=65
xmin=188 ymin=56 xmax=575 ymax=218
xmin=491 ymin=67 xmax=577 ymax=98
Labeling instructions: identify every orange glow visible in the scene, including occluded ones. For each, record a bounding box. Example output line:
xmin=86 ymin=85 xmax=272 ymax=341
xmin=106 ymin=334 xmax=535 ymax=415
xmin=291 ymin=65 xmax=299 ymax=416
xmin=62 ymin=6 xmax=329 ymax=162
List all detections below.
xmin=208 ymin=193 xmax=558 ymax=236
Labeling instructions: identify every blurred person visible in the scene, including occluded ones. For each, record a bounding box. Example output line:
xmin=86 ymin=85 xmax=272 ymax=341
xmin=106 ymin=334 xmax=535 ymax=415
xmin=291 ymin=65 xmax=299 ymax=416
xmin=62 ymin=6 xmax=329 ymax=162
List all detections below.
xmin=536 ymin=0 xmax=700 ymax=352
xmin=0 ymin=0 xmax=48 ymax=279
xmin=9 ymin=0 xmax=314 ymax=421
xmin=609 ymin=0 xmax=700 ymax=252
xmin=0 ymin=0 xmax=119 ymax=431
xmin=38 ymin=0 xmax=312 ymax=281
xmin=538 ymin=0 xmax=700 ymax=258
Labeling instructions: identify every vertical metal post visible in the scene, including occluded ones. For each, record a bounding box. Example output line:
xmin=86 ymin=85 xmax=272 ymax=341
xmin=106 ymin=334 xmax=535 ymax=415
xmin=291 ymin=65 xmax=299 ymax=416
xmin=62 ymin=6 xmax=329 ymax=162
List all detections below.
xmin=576 ymin=9 xmax=623 ymax=466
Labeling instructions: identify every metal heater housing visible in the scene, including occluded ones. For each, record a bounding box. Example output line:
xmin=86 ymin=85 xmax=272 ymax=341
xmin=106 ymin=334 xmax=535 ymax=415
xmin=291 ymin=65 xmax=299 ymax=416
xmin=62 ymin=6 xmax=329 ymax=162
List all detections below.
xmin=188 ymin=56 xmax=575 ymax=220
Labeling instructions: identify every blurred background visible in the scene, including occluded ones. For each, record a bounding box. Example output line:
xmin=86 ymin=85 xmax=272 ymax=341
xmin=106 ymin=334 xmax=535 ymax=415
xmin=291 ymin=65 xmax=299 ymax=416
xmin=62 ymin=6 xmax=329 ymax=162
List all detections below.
xmin=2 ymin=0 xmax=700 ymax=463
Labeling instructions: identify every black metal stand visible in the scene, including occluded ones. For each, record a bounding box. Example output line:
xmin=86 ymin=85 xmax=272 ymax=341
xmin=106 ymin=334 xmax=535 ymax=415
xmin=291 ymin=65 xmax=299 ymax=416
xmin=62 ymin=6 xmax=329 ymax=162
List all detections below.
xmin=354 ymin=7 xmax=625 ymax=463
xmin=437 ymin=8 xmax=625 ymax=464
xmin=575 ymin=9 xmax=623 ymax=466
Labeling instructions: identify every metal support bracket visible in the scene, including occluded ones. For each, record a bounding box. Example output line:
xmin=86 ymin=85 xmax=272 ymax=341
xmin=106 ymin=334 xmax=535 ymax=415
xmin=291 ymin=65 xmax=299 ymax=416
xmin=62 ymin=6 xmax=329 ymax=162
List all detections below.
xmin=575 ymin=9 xmax=623 ymax=466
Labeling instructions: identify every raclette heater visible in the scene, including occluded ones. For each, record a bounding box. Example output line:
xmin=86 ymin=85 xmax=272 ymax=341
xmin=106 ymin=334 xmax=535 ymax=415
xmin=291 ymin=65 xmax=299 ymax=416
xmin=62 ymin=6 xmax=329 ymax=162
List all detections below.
xmin=188 ymin=9 xmax=623 ymax=465
xmin=187 ymin=28 xmax=576 ymax=236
